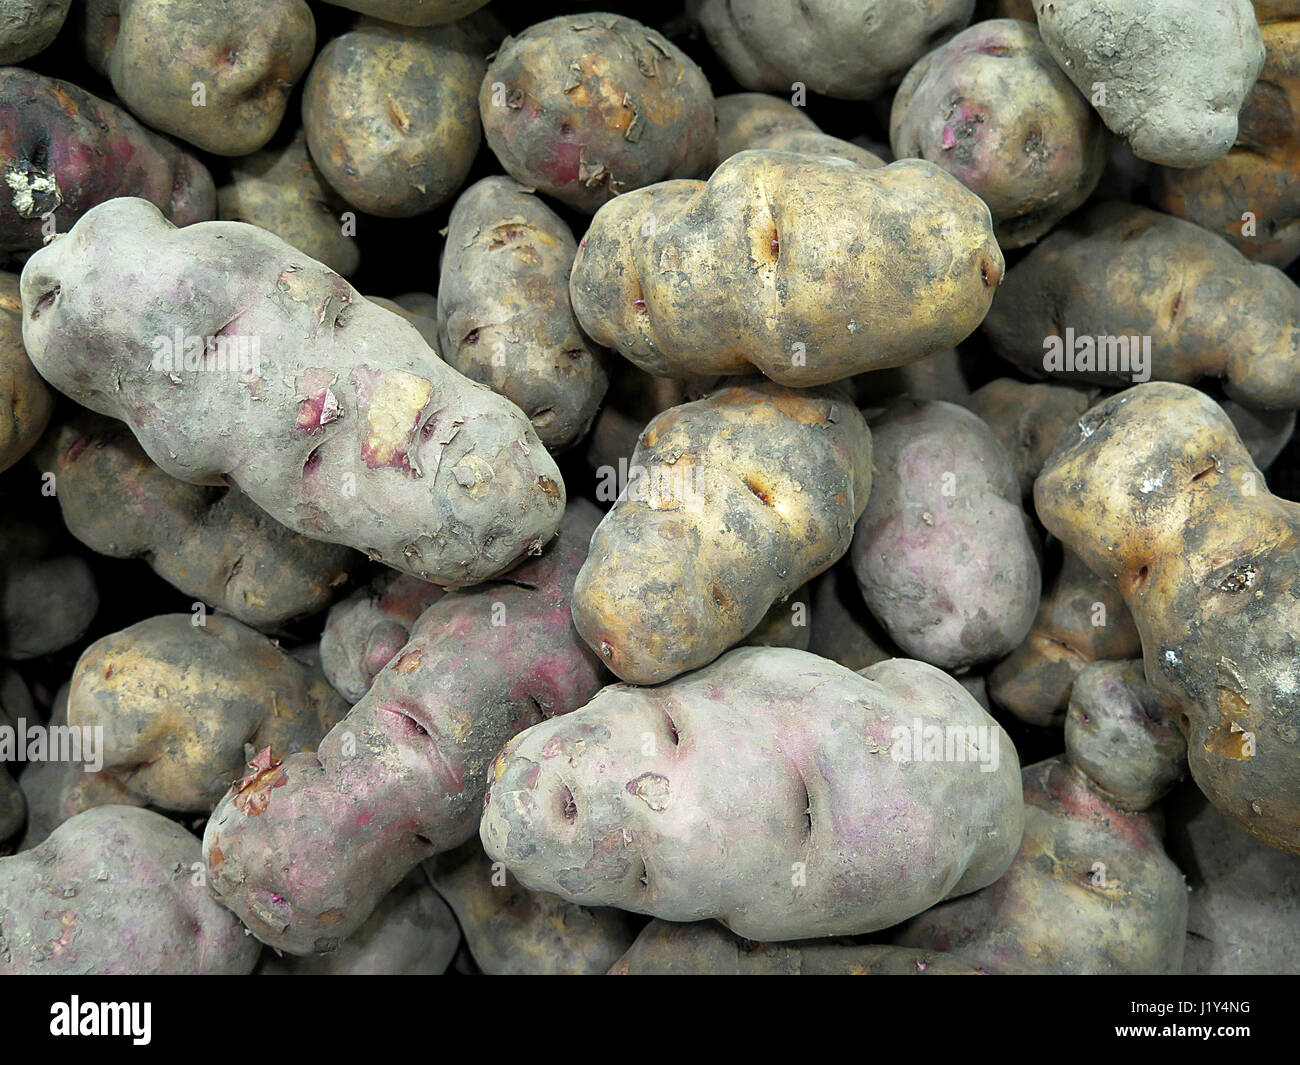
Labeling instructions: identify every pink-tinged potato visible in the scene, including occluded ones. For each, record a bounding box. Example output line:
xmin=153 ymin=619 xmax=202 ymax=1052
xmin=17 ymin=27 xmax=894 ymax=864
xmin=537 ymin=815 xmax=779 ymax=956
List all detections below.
xmin=480 ymin=14 xmax=716 ymax=213
xmin=481 ymin=647 xmax=1023 ymax=942
xmin=0 ymin=806 xmax=260 ymax=974
xmin=203 ymin=501 xmax=607 ymax=955
xmin=19 ymin=197 xmax=565 ymax=586
xmin=0 ymin=67 xmax=214 ymax=253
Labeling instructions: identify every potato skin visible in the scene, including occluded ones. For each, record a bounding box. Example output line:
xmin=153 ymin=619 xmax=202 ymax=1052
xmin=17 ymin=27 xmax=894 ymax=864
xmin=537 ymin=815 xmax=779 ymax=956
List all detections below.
xmin=983 ymin=203 xmax=1300 ymax=410
xmin=304 ymin=18 xmax=488 ymax=218
xmin=0 ymin=806 xmax=260 ymax=974
xmin=0 ymin=67 xmax=214 ymax=253
xmin=36 ymin=410 xmax=357 ymax=631
xmin=1035 ymin=0 xmax=1264 ymax=167
xmin=316 ymin=0 xmax=489 ymax=25
xmin=570 ymin=154 xmax=1003 ymax=387
xmin=850 ymin=399 xmax=1041 ymax=672
xmin=1035 ymin=383 xmax=1300 ymax=853
xmin=108 ymin=0 xmax=315 ymax=156
xmin=20 ymin=198 xmax=565 ymax=587
xmin=573 ymin=380 xmax=872 ymax=685
xmin=437 ymin=177 xmax=608 ymax=452
xmin=0 ymin=0 xmax=70 ymax=64
xmin=203 ymin=501 xmax=607 ymax=955
xmin=479 ymin=14 xmax=716 ymax=213
xmin=0 ymin=271 xmax=51 ymax=472
xmin=890 ymin=19 xmax=1109 ymax=248
xmin=609 ymin=919 xmax=981 ymax=975
xmin=482 ymin=647 xmax=1023 ymax=941
xmin=693 ymin=0 xmax=975 ymax=101
xmin=426 ymin=842 xmax=636 ymax=975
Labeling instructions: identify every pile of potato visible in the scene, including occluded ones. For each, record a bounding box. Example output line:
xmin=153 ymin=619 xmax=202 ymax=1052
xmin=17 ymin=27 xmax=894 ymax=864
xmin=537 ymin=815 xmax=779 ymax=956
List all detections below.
xmin=0 ymin=0 xmax=1296 ymax=977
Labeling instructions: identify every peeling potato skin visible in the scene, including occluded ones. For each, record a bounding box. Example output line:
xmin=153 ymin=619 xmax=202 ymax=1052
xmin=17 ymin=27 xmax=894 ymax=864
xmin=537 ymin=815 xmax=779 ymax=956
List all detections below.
xmin=693 ymin=0 xmax=975 ymax=101
xmin=108 ymin=0 xmax=315 ymax=157
xmin=1034 ymin=383 xmax=1300 ymax=854
xmin=895 ymin=757 xmax=1188 ymax=973
xmin=202 ymin=501 xmax=607 ymax=956
xmin=0 ymin=0 xmax=70 ymax=64
xmin=850 ymin=399 xmax=1041 ymax=672
xmin=20 ymin=198 xmax=566 ymax=586
xmin=890 ymin=19 xmax=1109 ymax=249
xmin=0 ymin=271 xmax=51 ymax=472
xmin=983 ymin=203 xmax=1300 ymax=410
xmin=1154 ymin=16 xmax=1300 ymax=267
xmin=319 ymin=569 xmax=445 ymax=702
xmin=303 ymin=18 xmax=488 ymax=218
xmin=218 ymin=131 xmax=360 ymax=278
xmin=989 ymin=549 xmax=1139 ymax=727
xmin=479 ymin=13 xmax=716 ymax=214
xmin=35 ymin=410 xmax=358 ymax=631
xmin=481 ymin=648 xmax=1023 ymax=941
xmin=425 ymin=841 xmax=635 ymax=975
xmin=261 ymin=872 xmax=460 ymax=974
xmin=570 ymin=154 xmax=1004 ymax=388
xmin=68 ymin=614 xmax=348 ymax=813
xmin=573 ymin=380 xmax=872 ymax=685
xmin=437 ymin=177 xmax=608 ymax=452
xmin=0 ymin=68 xmax=215 ymax=253
xmin=609 ymin=919 xmax=981 ymax=975
xmin=0 ymin=806 xmax=261 ymax=974
xmin=316 ymin=0 xmax=490 ymax=26
xmin=1034 ymin=0 xmax=1264 ymax=168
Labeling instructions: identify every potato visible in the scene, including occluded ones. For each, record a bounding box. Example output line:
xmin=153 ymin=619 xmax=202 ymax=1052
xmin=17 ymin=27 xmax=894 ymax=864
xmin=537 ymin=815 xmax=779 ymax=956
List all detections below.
xmin=1035 ymin=383 xmax=1300 ymax=853
xmin=570 ymin=154 xmax=1003 ymax=387
xmin=609 ymin=919 xmax=981 ymax=975
xmin=426 ymin=842 xmax=636 ymax=975
xmin=891 ymin=18 xmax=1109 ymax=248
xmin=0 ymin=514 xmax=97 ymax=660
xmin=106 ymin=0 xmax=315 ymax=156
xmin=304 ymin=18 xmax=489 ymax=218
xmin=437 ymin=177 xmax=608 ymax=452
xmin=714 ymin=92 xmax=883 ymax=169
xmin=850 ymin=399 xmax=1041 ymax=671
xmin=1034 ymin=0 xmax=1264 ymax=167
xmin=1154 ymin=12 xmax=1300 ymax=266
xmin=68 ymin=614 xmax=348 ymax=813
xmin=20 ymin=197 xmax=566 ymax=587
xmin=692 ymin=0 xmax=975 ymax=100
xmin=0 ymin=806 xmax=260 ymax=973
xmin=319 ymin=570 xmax=445 ymax=702
xmin=482 ymin=647 xmax=1023 ymax=941
xmin=0 ymin=271 xmax=50 ymax=472
xmin=479 ymin=14 xmax=716 ymax=213
xmin=316 ymin=0 xmax=489 ymax=25
xmin=988 ymin=548 xmax=1139 ymax=727
xmin=261 ymin=872 xmax=460 ymax=975
xmin=572 ymin=380 xmax=872 ymax=685
xmin=218 ymin=132 xmax=360 ymax=278
xmin=807 ymin=568 xmax=895 ymax=672
xmin=35 ymin=410 xmax=358 ymax=631
xmin=0 ymin=67 xmax=215 ymax=253
xmin=983 ymin=203 xmax=1300 ymax=410
xmin=0 ymin=0 xmax=70 ymax=63
xmin=203 ymin=501 xmax=607 ymax=955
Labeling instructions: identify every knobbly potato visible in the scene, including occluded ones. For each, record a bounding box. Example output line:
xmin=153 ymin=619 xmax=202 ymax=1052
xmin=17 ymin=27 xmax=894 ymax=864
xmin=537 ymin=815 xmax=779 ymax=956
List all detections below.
xmin=304 ymin=18 xmax=490 ymax=218
xmin=1035 ymin=383 xmax=1300 ymax=853
xmin=106 ymin=0 xmax=315 ymax=156
xmin=891 ymin=18 xmax=1109 ymax=248
xmin=20 ymin=198 xmax=566 ymax=587
xmin=850 ymin=399 xmax=1041 ymax=672
xmin=437 ymin=177 xmax=608 ymax=452
xmin=0 ymin=270 xmax=50 ymax=472
xmin=570 ymin=154 xmax=1003 ymax=387
xmin=572 ymin=380 xmax=872 ymax=685
xmin=480 ymin=14 xmax=716 ymax=213
xmin=481 ymin=647 xmax=1024 ymax=941
xmin=983 ymin=203 xmax=1300 ymax=410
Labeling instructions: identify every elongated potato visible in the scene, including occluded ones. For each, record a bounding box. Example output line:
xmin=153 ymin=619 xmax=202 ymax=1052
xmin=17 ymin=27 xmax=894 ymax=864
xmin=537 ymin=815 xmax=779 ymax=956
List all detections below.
xmin=1035 ymin=383 xmax=1300 ymax=853
xmin=20 ymin=197 xmax=565 ymax=586
xmin=570 ymin=154 xmax=1003 ymax=387
xmin=481 ymin=647 xmax=1023 ymax=941
xmin=437 ymin=177 xmax=608 ymax=452
xmin=479 ymin=14 xmax=716 ymax=213
xmin=572 ymin=380 xmax=872 ymax=685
